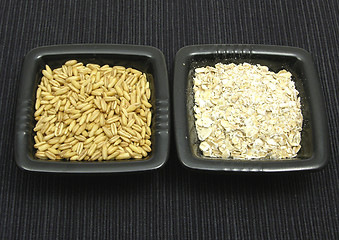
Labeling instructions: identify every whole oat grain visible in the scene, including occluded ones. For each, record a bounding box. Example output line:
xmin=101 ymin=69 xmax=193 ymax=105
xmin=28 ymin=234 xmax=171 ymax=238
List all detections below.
xmin=33 ymin=60 xmax=152 ymax=161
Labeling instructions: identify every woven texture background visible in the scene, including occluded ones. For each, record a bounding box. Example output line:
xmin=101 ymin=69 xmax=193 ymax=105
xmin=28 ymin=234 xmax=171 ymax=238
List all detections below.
xmin=1 ymin=0 xmax=338 ymax=239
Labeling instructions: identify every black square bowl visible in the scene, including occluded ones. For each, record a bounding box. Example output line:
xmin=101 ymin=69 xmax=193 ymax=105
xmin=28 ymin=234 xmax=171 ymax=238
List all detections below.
xmin=173 ymin=44 xmax=329 ymax=172
xmin=15 ymin=44 xmax=170 ymax=173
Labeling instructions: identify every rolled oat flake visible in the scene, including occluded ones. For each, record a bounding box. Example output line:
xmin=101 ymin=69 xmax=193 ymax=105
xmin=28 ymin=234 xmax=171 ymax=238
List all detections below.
xmin=193 ymin=63 xmax=303 ymax=159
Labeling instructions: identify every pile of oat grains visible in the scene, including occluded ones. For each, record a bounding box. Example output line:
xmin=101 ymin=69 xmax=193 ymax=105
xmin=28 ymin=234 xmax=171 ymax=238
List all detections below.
xmin=33 ymin=60 xmax=152 ymax=161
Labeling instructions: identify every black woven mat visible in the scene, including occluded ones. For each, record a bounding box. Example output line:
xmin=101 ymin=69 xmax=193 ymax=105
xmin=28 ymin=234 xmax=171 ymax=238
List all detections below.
xmin=1 ymin=0 xmax=338 ymax=239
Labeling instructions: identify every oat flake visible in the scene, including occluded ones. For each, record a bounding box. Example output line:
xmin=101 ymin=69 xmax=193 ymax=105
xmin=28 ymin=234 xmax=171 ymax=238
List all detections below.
xmin=193 ymin=63 xmax=303 ymax=159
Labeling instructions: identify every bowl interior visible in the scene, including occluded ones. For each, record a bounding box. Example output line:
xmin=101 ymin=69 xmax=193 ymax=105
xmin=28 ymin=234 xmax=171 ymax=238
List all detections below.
xmin=28 ymin=53 xmax=157 ymax=163
xmin=186 ymin=53 xmax=314 ymax=162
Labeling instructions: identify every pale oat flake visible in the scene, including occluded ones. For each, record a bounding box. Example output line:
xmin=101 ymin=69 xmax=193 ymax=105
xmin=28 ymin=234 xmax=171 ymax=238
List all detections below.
xmin=193 ymin=63 xmax=303 ymax=159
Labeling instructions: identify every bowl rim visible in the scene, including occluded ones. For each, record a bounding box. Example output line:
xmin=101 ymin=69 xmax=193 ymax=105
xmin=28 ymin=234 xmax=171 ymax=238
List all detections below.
xmin=173 ymin=44 xmax=329 ymax=172
xmin=15 ymin=44 xmax=170 ymax=173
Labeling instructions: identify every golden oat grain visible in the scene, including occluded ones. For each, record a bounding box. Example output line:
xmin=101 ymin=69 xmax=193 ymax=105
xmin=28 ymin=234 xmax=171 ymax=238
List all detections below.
xmin=142 ymin=144 xmax=152 ymax=152
xmin=146 ymin=111 xmax=152 ymax=127
xmin=102 ymin=143 xmax=108 ymax=159
xmin=36 ymin=151 xmax=47 ymax=159
xmin=45 ymin=151 xmax=56 ymax=159
xmin=120 ymin=136 xmax=131 ymax=143
xmin=129 ymin=144 xmax=142 ymax=154
xmin=108 ymin=151 xmax=120 ymax=159
xmin=108 ymin=145 xmax=118 ymax=155
xmin=120 ymin=142 xmax=129 ymax=147
xmin=125 ymin=147 xmax=134 ymax=156
xmin=47 ymin=148 xmax=59 ymax=155
xmin=65 ymin=60 xmax=77 ymax=66
xmin=116 ymin=152 xmax=130 ymax=160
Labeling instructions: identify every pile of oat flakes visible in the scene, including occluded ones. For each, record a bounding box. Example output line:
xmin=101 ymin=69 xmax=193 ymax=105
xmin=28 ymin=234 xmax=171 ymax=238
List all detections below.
xmin=193 ymin=63 xmax=303 ymax=159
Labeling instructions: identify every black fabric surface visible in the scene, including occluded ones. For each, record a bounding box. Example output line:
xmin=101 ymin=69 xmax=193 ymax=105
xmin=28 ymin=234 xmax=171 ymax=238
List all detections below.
xmin=1 ymin=0 xmax=339 ymax=239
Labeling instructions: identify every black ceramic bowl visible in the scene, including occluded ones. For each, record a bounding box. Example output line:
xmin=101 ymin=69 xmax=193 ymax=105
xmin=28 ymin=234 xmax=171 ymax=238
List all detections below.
xmin=173 ymin=44 xmax=329 ymax=172
xmin=15 ymin=44 xmax=170 ymax=173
